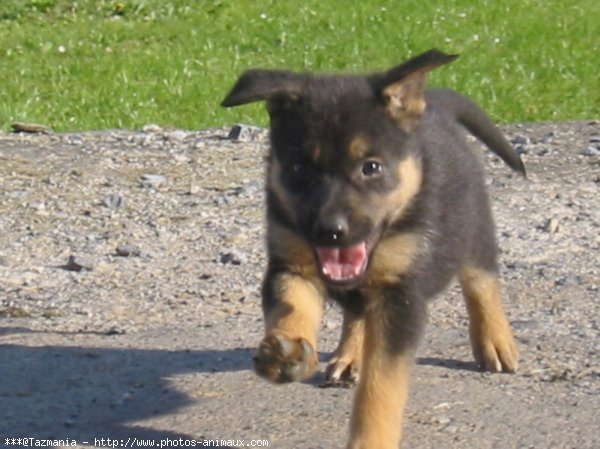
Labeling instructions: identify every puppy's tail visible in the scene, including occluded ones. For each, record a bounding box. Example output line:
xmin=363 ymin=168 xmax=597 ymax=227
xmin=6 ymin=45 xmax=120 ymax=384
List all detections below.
xmin=427 ymin=89 xmax=526 ymax=177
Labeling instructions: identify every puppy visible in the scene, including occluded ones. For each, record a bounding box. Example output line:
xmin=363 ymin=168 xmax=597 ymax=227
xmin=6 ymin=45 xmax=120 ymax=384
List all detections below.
xmin=222 ymin=49 xmax=523 ymax=449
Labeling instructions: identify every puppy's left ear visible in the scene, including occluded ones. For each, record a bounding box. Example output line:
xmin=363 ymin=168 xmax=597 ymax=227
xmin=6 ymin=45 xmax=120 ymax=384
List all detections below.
xmin=221 ymin=69 xmax=302 ymax=107
xmin=369 ymin=49 xmax=458 ymax=131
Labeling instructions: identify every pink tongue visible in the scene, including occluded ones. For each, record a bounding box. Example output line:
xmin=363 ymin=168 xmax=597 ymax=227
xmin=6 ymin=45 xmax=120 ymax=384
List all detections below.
xmin=316 ymin=242 xmax=368 ymax=282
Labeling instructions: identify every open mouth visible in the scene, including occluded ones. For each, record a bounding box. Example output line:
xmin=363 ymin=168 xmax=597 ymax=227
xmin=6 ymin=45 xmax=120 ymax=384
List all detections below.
xmin=315 ymin=241 xmax=369 ymax=286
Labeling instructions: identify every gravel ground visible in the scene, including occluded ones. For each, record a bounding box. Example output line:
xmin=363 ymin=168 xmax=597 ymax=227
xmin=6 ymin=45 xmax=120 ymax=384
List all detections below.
xmin=0 ymin=121 xmax=598 ymax=448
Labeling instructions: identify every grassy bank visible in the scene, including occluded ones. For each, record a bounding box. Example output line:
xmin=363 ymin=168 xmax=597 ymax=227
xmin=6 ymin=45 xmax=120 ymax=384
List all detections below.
xmin=0 ymin=0 xmax=597 ymax=131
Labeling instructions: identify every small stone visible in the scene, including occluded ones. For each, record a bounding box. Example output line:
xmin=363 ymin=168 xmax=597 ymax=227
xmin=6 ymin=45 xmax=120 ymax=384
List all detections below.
xmin=65 ymin=134 xmax=83 ymax=145
xmin=324 ymin=320 xmax=338 ymax=330
xmin=140 ymin=174 xmax=167 ymax=188
xmin=227 ymin=124 xmax=261 ymax=142
xmin=536 ymin=148 xmax=551 ymax=156
xmin=11 ymin=122 xmax=53 ymax=134
xmin=239 ymin=180 xmax=262 ymax=196
xmin=63 ymin=255 xmax=94 ymax=272
xmin=189 ymin=182 xmax=201 ymax=195
xmin=511 ymin=135 xmax=530 ymax=145
xmin=581 ymin=146 xmax=600 ymax=156
xmin=511 ymin=319 xmax=540 ymax=330
xmin=164 ymin=130 xmax=188 ymax=141
xmin=220 ymin=252 xmax=244 ymax=265
xmin=42 ymin=309 xmax=62 ymax=318
xmin=555 ymin=276 xmax=581 ymax=287
xmin=103 ymin=194 xmax=126 ymax=209
xmin=116 ymin=244 xmax=141 ymax=257
xmin=29 ymin=202 xmax=46 ymax=211
xmin=6 ymin=190 xmax=29 ymax=200
xmin=142 ymin=124 xmax=163 ymax=133
xmin=515 ymin=144 xmax=528 ymax=155
xmin=544 ymin=218 xmax=560 ymax=233
xmin=436 ymin=415 xmax=451 ymax=425
xmin=0 ymin=306 xmax=31 ymax=318
xmin=228 ymin=125 xmax=249 ymax=141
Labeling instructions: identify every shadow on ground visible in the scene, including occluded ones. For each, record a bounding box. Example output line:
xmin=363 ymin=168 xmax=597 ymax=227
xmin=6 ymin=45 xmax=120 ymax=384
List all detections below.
xmin=1 ymin=326 xmax=483 ymax=445
xmin=417 ymin=357 xmax=480 ymax=372
xmin=0 ymin=326 xmax=252 ymax=445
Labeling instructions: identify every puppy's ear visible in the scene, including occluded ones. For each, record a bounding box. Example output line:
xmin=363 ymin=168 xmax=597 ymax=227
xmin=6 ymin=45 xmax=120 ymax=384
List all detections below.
xmin=369 ymin=49 xmax=458 ymax=131
xmin=221 ymin=69 xmax=303 ymax=107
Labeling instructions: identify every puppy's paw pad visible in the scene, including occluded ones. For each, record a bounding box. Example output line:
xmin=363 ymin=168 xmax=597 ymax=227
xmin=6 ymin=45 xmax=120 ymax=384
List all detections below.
xmin=253 ymin=333 xmax=317 ymax=383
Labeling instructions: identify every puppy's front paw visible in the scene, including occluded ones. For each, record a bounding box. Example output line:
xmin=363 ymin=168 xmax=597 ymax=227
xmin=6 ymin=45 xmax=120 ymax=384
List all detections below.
xmin=253 ymin=333 xmax=318 ymax=383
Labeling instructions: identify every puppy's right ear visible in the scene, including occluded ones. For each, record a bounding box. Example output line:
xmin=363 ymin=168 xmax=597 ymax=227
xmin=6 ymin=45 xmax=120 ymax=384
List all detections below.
xmin=368 ymin=49 xmax=458 ymax=132
xmin=221 ymin=69 xmax=302 ymax=107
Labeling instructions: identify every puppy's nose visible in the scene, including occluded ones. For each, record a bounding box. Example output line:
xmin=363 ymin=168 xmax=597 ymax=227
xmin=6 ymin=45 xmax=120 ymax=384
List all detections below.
xmin=314 ymin=215 xmax=349 ymax=244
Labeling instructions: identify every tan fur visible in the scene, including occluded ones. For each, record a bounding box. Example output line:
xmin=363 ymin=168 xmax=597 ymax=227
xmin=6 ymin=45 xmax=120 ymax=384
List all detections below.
xmin=327 ymin=310 xmax=365 ymax=382
xmin=368 ymin=232 xmax=423 ymax=285
xmin=381 ymin=54 xmax=457 ymax=132
xmin=373 ymin=155 xmax=423 ymax=225
xmin=459 ymin=266 xmax=519 ymax=372
xmin=383 ymin=72 xmax=427 ymax=132
xmin=265 ymin=273 xmax=324 ymax=350
xmin=347 ymin=298 xmax=412 ymax=449
xmin=267 ymin=221 xmax=319 ymax=279
xmin=311 ymin=145 xmax=322 ymax=161
xmin=348 ymin=135 xmax=371 ymax=161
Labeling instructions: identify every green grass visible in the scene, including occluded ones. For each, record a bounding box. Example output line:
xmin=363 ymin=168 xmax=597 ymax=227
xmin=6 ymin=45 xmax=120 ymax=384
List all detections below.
xmin=0 ymin=0 xmax=598 ymax=131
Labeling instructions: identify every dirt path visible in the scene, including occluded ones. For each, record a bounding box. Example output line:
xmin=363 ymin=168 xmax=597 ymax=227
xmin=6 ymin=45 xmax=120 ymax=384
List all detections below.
xmin=1 ymin=122 xmax=598 ymax=448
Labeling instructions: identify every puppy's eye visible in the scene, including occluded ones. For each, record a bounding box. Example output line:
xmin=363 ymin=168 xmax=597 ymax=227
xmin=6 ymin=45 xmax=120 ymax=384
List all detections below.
xmin=362 ymin=160 xmax=383 ymax=177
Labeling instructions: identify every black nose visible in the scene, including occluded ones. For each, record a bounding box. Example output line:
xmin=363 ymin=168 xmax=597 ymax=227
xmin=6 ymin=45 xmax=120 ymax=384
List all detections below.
xmin=314 ymin=215 xmax=349 ymax=244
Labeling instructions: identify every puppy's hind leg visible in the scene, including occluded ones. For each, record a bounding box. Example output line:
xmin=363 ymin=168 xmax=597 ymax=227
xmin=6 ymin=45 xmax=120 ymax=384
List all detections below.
xmin=459 ymin=264 xmax=519 ymax=373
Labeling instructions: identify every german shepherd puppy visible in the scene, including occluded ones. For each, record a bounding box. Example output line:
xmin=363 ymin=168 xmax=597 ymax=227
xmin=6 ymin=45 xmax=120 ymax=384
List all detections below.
xmin=222 ymin=49 xmax=523 ymax=449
